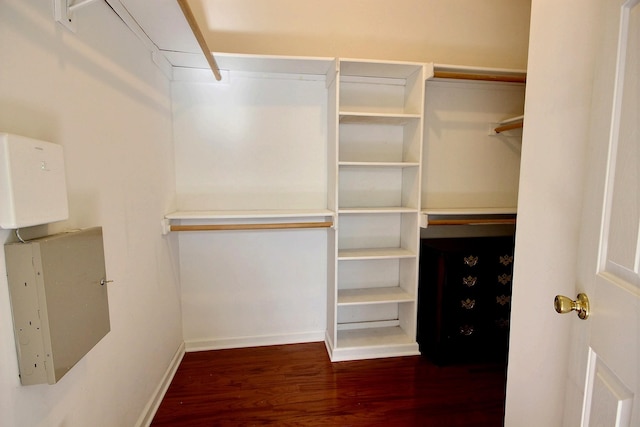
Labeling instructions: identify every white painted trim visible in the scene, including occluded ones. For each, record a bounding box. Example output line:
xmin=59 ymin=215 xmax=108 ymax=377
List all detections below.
xmin=324 ymin=330 xmax=336 ymax=359
xmin=328 ymin=343 xmax=420 ymax=362
xmin=185 ymin=331 xmax=325 ymax=352
xmin=135 ymin=342 xmax=186 ymax=427
xmin=103 ymin=0 xmax=173 ymax=79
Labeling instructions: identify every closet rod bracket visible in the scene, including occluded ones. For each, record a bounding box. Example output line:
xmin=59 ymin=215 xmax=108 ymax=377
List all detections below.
xmin=161 ymin=218 xmax=171 ymax=236
xmin=54 ymin=0 xmax=100 ymax=32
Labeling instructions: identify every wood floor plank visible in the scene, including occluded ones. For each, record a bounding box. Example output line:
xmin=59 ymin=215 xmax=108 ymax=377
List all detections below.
xmin=151 ymin=342 xmax=506 ymax=426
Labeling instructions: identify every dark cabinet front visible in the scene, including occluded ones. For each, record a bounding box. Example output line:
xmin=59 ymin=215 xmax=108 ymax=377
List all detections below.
xmin=418 ymin=236 xmax=514 ymax=364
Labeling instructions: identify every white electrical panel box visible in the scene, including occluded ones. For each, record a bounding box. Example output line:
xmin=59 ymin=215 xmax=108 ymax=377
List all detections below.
xmin=0 ymin=133 xmax=69 ymax=229
xmin=4 ymin=227 xmax=110 ymax=385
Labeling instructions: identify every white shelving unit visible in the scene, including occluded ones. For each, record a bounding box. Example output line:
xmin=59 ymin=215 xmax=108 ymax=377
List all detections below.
xmin=326 ymin=59 xmax=427 ymax=361
xmin=422 ymin=63 xmax=526 ymax=213
xmin=166 ymin=53 xmax=526 ymax=362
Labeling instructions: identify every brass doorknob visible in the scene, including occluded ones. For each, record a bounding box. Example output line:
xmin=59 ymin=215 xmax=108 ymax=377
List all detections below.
xmin=554 ymin=293 xmax=590 ymax=320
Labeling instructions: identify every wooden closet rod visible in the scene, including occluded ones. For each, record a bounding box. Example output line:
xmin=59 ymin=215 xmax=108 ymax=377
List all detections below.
xmin=170 ymin=221 xmax=333 ymax=232
xmin=494 ymin=121 xmax=524 ymax=134
xmin=433 ymin=71 xmax=526 ymax=84
xmin=428 ymin=219 xmax=516 ymax=226
xmin=177 ymin=0 xmax=222 ymax=81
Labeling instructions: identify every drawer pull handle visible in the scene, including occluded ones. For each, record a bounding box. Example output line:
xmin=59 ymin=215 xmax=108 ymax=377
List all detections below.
xmin=464 ymin=255 xmax=479 ymax=267
xmin=496 ymin=295 xmax=511 ymax=306
xmin=459 ymin=325 xmax=475 ymax=336
xmin=463 ymin=276 xmax=477 ymax=287
xmin=499 ymin=255 xmax=514 ymax=266
xmin=461 ymin=298 xmax=476 ymax=309
xmin=498 ymin=273 xmax=512 ymax=285
xmin=495 ymin=318 xmax=510 ymax=328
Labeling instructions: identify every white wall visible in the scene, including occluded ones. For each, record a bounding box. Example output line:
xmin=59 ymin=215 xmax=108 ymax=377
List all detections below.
xmin=195 ymin=0 xmax=532 ymax=69
xmin=0 ymin=1 xmax=181 ymax=426
xmin=172 ymin=71 xmax=328 ymax=349
xmin=422 ymin=80 xmax=526 ymax=209
xmin=172 ymin=73 xmax=328 ymax=211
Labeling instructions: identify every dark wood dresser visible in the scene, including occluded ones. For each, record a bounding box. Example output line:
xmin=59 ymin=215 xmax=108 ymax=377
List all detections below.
xmin=418 ymin=236 xmax=515 ymax=364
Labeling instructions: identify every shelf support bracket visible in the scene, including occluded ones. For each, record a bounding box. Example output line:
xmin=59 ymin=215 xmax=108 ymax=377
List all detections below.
xmin=54 ymin=0 xmax=100 ymax=32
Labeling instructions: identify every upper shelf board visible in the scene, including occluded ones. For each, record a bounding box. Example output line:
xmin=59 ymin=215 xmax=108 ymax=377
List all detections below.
xmin=420 ymin=207 xmax=517 ymax=228
xmin=422 ymin=207 xmax=517 ymax=216
xmin=431 ymin=63 xmax=526 ymax=84
xmin=339 ymin=59 xmax=425 ymax=79
xmin=339 ymin=112 xmax=421 ymax=125
xmin=165 ymin=209 xmax=335 ymax=220
xmin=213 ymin=52 xmax=336 ymax=76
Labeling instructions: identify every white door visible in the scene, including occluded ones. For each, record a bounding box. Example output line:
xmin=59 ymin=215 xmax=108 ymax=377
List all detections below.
xmin=505 ymin=0 xmax=639 ymax=425
xmin=572 ymin=0 xmax=639 ymax=424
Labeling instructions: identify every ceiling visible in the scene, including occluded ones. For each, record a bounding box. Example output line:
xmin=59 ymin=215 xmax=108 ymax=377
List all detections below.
xmin=112 ymin=0 xmax=531 ymax=72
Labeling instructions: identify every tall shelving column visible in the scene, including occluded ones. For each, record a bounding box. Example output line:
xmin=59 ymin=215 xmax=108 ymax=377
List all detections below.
xmin=326 ymin=59 xmax=428 ymax=361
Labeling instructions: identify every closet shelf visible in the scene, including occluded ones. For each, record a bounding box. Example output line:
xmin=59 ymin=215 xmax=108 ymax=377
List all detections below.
xmin=331 ymin=326 xmax=419 ymax=361
xmin=339 ymin=161 xmax=419 ymax=168
xmin=338 ymin=247 xmax=416 ymax=260
xmin=420 ymin=208 xmax=517 ymax=228
xmin=337 ymin=287 xmax=414 ymax=306
xmin=163 ymin=209 xmax=335 ymax=234
xmin=338 ymin=207 xmax=418 ymax=214
xmin=432 ymin=64 xmax=527 ymax=84
xmin=339 ymin=112 xmax=421 ymax=125
xmin=165 ymin=209 xmax=334 ymax=220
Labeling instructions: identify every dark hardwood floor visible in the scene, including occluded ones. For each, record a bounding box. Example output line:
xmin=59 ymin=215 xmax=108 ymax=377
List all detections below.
xmin=151 ymin=342 xmax=506 ymax=426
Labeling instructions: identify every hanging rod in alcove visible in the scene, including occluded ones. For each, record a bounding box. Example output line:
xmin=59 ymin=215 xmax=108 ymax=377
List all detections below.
xmin=427 ymin=218 xmax=516 ymax=226
xmin=433 ymin=71 xmax=527 ymax=84
xmin=494 ymin=121 xmax=524 ymax=134
xmin=169 ymin=221 xmax=333 ymax=232
xmin=177 ymin=0 xmax=222 ymax=81
xmin=493 ymin=114 xmax=525 ymax=134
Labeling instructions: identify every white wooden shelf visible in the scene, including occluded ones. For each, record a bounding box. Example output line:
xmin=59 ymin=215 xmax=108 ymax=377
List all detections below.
xmin=340 ymin=60 xmax=426 ymax=80
xmin=338 ymin=247 xmax=416 ymax=260
xmin=422 ymin=207 xmax=517 ymax=216
xmin=337 ymin=287 xmax=414 ymax=306
xmin=432 ymin=63 xmax=527 ymax=84
xmin=165 ymin=209 xmax=334 ymax=220
xmin=339 ymin=161 xmax=419 ymax=168
xmin=163 ymin=209 xmax=335 ymax=234
xmin=339 ymin=112 xmax=421 ymax=125
xmin=329 ymin=326 xmax=420 ymax=361
xmin=213 ymin=53 xmax=335 ymax=76
xmin=498 ymin=115 xmax=524 ymax=125
xmin=338 ymin=207 xmax=418 ymax=214
xmin=420 ymin=207 xmax=517 ymax=228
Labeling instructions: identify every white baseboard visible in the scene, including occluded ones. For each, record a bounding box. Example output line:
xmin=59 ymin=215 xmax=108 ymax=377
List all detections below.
xmin=185 ymin=331 xmax=325 ymax=352
xmin=136 ymin=341 xmax=186 ymax=427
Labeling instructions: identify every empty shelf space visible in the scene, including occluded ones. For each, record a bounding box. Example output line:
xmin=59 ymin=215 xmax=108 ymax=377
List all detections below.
xmin=338 ymin=247 xmax=416 ymax=260
xmin=422 ymin=207 xmax=517 ymax=216
xmin=336 ymin=326 xmax=416 ymax=348
xmin=337 ymin=287 xmax=414 ymax=306
xmin=339 ymin=161 xmax=419 ymax=168
xmin=340 ymin=60 xmax=425 ymax=80
xmin=339 ymin=112 xmax=421 ymax=125
xmin=420 ymin=208 xmax=517 ymax=229
xmin=338 ymin=207 xmax=418 ymax=214
xmin=432 ymin=64 xmax=527 ymax=84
